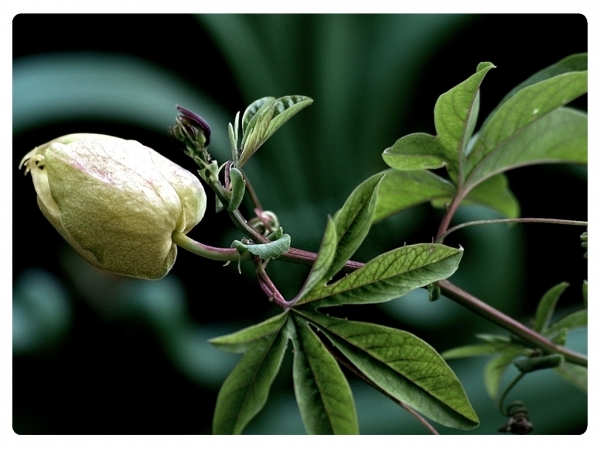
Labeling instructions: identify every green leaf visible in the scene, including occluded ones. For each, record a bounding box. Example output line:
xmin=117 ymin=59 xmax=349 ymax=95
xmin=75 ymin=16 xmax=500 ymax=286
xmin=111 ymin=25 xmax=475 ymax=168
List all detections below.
xmin=298 ymin=243 xmax=463 ymax=308
xmin=482 ymin=53 xmax=587 ymax=129
xmin=210 ymin=312 xmax=288 ymax=352
xmin=231 ymin=234 xmax=291 ymax=259
xmin=434 ymin=61 xmax=495 ymax=176
xmin=582 ymin=280 xmax=587 ymax=307
xmin=442 ymin=344 xmax=499 ymax=359
xmin=382 ymin=133 xmax=447 ymax=170
xmin=532 ymin=282 xmax=570 ymax=332
xmin=554 ymin=362 xmax=587 ymax=393
xmin=240 ymin=102 xmax=276 ymax=165
xmin=239 ymin=95 xmax=313 ymax=166
xmin=302 ymin=311 xmax=479 ymax=430
xmin=227 ymin=167 xmax=246 ymax=211
xmin=467 ymin=107 xmax=587 ymax=187
xmin=465 ymin=61 xmax=587 ymax=188
xmin=459 ymin=173 xmax=520 ymax=218
xmin=325 ymin=173 xmax=384 ymax=280
xmin=211 ymin=313 xmax=290 ymax=434
xmin=373 ymin=169 xmax=454 ymax=223
xmin=290 ymin=314 xmax=358 ymax=434
xmin=475 ymin=333 xmax=512 ymax=346
xmin=483 ymin=350 xmax=525 ymax=400
xmin=294 ymin=217 xmax=338 ymax=303
xmin=241 ymin=96 xmax=275 ymax=135
xmin=262 ymin=95 xmax=314 ymax=143
xmin=544 ymin=309 xmax=588 ymax=337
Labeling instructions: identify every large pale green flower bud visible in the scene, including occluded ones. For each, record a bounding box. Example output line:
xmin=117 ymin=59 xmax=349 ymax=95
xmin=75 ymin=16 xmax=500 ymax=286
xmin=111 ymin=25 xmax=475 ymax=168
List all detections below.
xmin=20 ymin=134 xmax=207 ymax=280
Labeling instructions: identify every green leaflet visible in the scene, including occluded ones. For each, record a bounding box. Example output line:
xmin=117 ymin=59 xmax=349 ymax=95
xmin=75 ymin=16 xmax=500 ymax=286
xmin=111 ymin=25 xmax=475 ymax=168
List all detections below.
xmin=544 ymin=309 xmax=588 ymax=337
xmin=382 ymin=132 xmax=447 ymax=171
xmin=238 ymin=95 xmax=313 ymax=166
xmin=381 ymin=63 xmax=495 ymax=181
xmin=300 ymin=310 xmax=479 ymax=430
xmin=294 ymin=217 xmax=338 ymax=303
xmin=373 ymin=169 xmax=454 ymax=222
xmin=481 ymin=53 xmax=587 ymax=129
xmin=324 ymin=173 xmax=384 ymax=280
xmin=554 ymin=362 xmax=587 ymax=393
xmin=210 ymin=312 xmax=290 ymax=434
xmin=458 ymin=173 xmax=520 ymax=218
xmin=532 ymin=282 xmax=570 ymax=333
xmin=290 ymin=314 xmax=358 ymax=434
xmin=442 ymin=344 xmax=499 ymax=359
xmin=227 ymin=167 xmax=246 ymax=211
xmin=434 ymin=61 xmax=495 ymax=178
xmin=297 ymin=243 xmax=463 ymax=308
xmin=483 ymin=350 xmax=526 ymax=400
xmin=241 ymin=97 xmax=274 ymax=135
xmin=379 ymin=55 xmax=586 ymax=223
xmin=375 ymin=169 xmax=519 ymax=222
xmin=464 ymin=63 xmax=587 ymax=188
xmin=466 ymin=107 xmax=587 ymax=188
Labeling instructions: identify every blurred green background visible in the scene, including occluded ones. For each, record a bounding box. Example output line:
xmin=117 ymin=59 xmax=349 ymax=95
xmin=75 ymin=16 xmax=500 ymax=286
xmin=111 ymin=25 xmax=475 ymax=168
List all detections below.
xmin=12 ymin=14 xmax=587 ymax=434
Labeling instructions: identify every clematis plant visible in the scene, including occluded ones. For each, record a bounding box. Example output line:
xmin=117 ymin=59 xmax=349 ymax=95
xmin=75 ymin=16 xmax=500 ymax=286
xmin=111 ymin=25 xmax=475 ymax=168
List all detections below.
xmin=19 ymin=57 xmax=588 ymax=435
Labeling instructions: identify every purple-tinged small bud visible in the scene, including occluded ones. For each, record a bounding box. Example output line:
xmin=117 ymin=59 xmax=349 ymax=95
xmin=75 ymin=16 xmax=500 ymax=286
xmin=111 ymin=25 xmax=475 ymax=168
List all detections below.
xmin=175 ymin=105 xmax=211 ymax=146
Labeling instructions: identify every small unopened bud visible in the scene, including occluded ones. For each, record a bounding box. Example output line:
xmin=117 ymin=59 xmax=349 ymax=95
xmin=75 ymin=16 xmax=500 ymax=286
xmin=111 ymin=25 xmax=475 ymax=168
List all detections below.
xmin=169 ymin=105 xmax=211 ymax=157
xmin=20 ymin=134 xmax=206 ymax=280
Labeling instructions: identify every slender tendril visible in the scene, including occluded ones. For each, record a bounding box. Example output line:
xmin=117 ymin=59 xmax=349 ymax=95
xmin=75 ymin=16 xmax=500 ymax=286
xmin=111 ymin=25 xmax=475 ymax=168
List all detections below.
xmin=498 ymin=373 xmax=526 ymax=415
xmin=436 ymin=218 xmax=588 ymax=243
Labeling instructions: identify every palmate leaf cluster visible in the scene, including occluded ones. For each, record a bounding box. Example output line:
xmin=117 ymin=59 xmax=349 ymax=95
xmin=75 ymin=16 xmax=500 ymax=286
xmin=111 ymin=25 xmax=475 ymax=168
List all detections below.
xmin=443 ymin=281 xmax=588 ymax=401
xmin=377 ymin=54 xmax=587 ymax=221
xmin=209 ymin=54 xmax=587 ymax=434
xmin=211 ymin=173 xmax=473 ymax=434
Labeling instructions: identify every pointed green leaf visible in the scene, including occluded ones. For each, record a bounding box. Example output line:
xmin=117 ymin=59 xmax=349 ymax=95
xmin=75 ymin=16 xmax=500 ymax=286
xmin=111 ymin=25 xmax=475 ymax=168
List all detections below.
xmin=239 ymin=95 xmax=313 ymax=166
xmin=299 ymin=243 xmax=463 ymax=308
xmin=442 ymin=344 xmax=499 ymax=359
xmin=373 ymin=169 xmax=454 ymax=222
xmin=382 ymin=133 xmax=447 ymax=170
xmin=262 ymin=95 xmax=313 ymax=143
xmin=231 ymin=234 xmax=291 ymax=259
xmin=210 ymin=312 xmax=288 ymax=352
xmin=290 ymin=314 xmax=358 ymax=434
xmin=241 ymin=96 xmax=275 ymax=135
xmin=303 ymin=311 xmax=479 ymax=430
xmin=483 ymin=53 xmax=587 ymax=129
xmin=533 ymin=282 xmax=570 ymax=332
xmin=240 ymin=108 xmax=276 ymax=164
xmin=465 ymin=61 xmax=587 ymax=188
xmin=227 ymin=167 xmax=246 ymax=211
xmin=434 ymin=61 xmax=495 ymax=175
xmin=483 ymin=349 xmax=525 ymax=400
xmin=475 ymin=334 xmax=512 ymax=346
xmin=582 ymin=280 xmax=588 ymax=307
xmin=554 ymin=362 xmax=587 ymax=393
xmin=544 ymin=309 xmax=588 ymax=337
xmin=325 ymin=173 xmax=384 ymax=280
xmin=294 ymin=217 xmax=338 ymax=303
xmin=460 ymin=173 xmax=520 ymax=218
xmin=467 ymin=107 xmax=587 ymax=188
xmin=211 ymin=313 xmax=290 ymax=434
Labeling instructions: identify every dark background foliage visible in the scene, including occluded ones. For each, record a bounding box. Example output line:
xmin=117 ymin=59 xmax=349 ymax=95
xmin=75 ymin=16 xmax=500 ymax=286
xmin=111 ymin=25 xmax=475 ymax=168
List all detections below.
xmin=13 ymin=14 xmax=587 ymax=434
